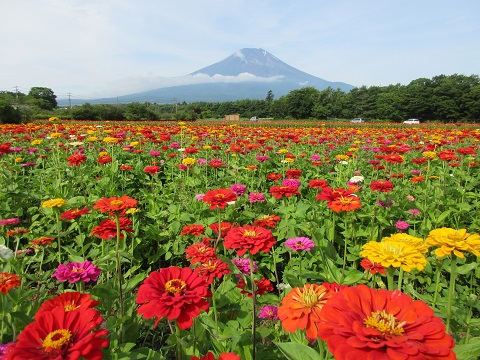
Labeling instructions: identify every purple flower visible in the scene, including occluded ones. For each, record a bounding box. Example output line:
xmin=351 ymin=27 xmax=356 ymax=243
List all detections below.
xmin=284 ymin=237 xmax=315 ymax=251
xmin=0 ymin=218 xmax=20 ymax=226
xmin=230 ymin=183 xmax=247 ymax=195
xmin=248 ymin=192 xmax=265 ymax=203
xmin=410 ymin=169 xmax=421 ymax=175
xmin=377 ymin=200 xmax=393 ymax=208
xmin=282 ymin=179 xmax=301 ymax=187
xmin=197 ymin=158 xmax=207 ymax=166
xmin=0 ymin=342 xmax=15 ymax=357
xmin=52 ymin=261 xmax=101 ymax=284
xmin=231 ymin=257 xmax=258 ymax=274
xmin=395 ymin=220 xmax=410 ymax=231
xmin=408 ymin=209 xmax=420 ymax=218
xmin=169 ymin=142 xmax=180 ymax=149
xmin=258 ymin=305 xmax=279 ymax=320
xmin=177 ymin=164 xmax=188 ymax=170
xmin=256 ymin=155 xmax=269 ymax=162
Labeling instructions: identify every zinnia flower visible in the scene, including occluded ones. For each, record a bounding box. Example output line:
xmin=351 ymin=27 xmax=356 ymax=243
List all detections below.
xmin=224 ymin=225 xmax=276 ymax=256
xmin=253 ymin=214 xmax=280 ymax=228
xmin=395 ymin=220 xmax=410 ymax=231
xmin=185 ymin=240 xmax=216 ymax=264
xmin=316 ymin=187 xmax=361 ymax=212
xmin=236 ymin=277 xmax=273 ymax=298
xmin=269 ymin=185 xmax=300 ymax=199
xmin=0 ymin=218 xmax=20 ymax=226
xmin=258 ymin=305 xmax=279 ymax=320
xmin=93 ymin=195 xmax=138 ymax=215
xmin=191 ymin=352 xmax=241 ymax=360
xmin=425 ymin=227 xmax=480 ymax=258
xmin=67 ymin=152 xmax=87 ymax=166
xmin=361 ymin=240 xmax=427 ymax=272
xmin=181 ymin=224 xmax=205 ymax=236
xmin=248 ymin=192 xmax=266 ymax=203
xmin=360 ymin=258 xmax=386 ymax=275
xmin=59 ymin=207 xmax=90 ymax=221
xmin=370 ymin=180 xmax=394 ymax=193
xmin=136 ymin=266 xmax=211 ymax=330
xmin=0 ymin=272 xmax=21 ymax=294
xmin=231 ymin=257 xmax=258 ymax=274
xmin=284 ymin=237 xmax=315 ymax=251
xmin=90 ymin=217 xmax=133 ymax=240
xmin=278 ymin=283 xmax=334 ymax=340
xmin=209 ymin=222 xmax=234 ymax=238
xmin=52 ymin=261 xmax=101 ymax=284
xmin=144 ymin=165 xmax=161 ymax=175
xmin=317 ymin=284 xmax=455 ymax=360
xmin=230 ymin=183 xmax=247 ymax=195
xmin=35 ymin=292 xmax=100 ymax=319
xmin=194 ymin=258 xmax=231 ymax=285
xmin=5 ymin=307 xmax=109 ymax=360
xmin=42 ymin=198 xmax=67 ymax=208
xmin=202 ymin=188 xmax=237 ymax=210
xmin=30 ymin=236 xmax=55 ymax=249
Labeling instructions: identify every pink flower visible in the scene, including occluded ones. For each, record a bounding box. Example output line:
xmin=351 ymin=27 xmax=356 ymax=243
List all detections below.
xmin=282 ymin=179 xmax=301 ymax=187
xmin=258 ymin=305 xmax=279 ymax=320
xmin=52 ymin=261 xmax=101 ymax=284
xmin=149 ymin=150 xmax=161 ymax=157
xmin=231 ymin=258 xmax=257 ymax=274
xmin=395 ymin=220 xmax=410 ymax=231
xmin=230 ymin=184 xmax=247 ymax=195
xmin=248 ymin=192 xmax=265 ymax=203
xmin=0 ymin=218 xmax=20 ymax=226
xmin=284 ymin=237 xmax=315 ymax=251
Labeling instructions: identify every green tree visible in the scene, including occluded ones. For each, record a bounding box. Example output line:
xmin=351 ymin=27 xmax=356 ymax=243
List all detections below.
xmin=27 ymin=87 xmax=57 ymax=110
xmin=284 ymin=87 xmax=320 ymax=119
xmin=0 ymin=100 xmax=22 ymax=124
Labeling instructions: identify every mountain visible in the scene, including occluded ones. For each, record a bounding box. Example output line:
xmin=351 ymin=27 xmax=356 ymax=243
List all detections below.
xmin=58 ymin=48 xmax=355 ymax=105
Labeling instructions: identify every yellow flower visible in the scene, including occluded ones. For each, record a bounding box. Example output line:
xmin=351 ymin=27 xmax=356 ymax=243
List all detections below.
xmin=425 ymin=228 xmax=480 ymax=258
xmin=125 ymin=207 xmax=140 ymax=215
xmin=31 ymin=139 xmax=42 ymax=145
xmin=191 ymin=136 xmax=199 ymax=141
xmin=15 ymin=157 xmax=23 ymax=163
xmin=87 ymin=130 xmax=96 ymax=135
xmin=42 ymin=198 xmax=67 ymax=208
xmin=336 ymin=154 xmax=350 ymax=161
xmin=48 ymin=116 xmax=59 ymax=122
xmin=429 ymin=175 xmax=439 ymax=179
xmin=422 ymin=151 xmax=436 ymax=159
xmin=86 ymin=136 xmax=98 ymax=142
xmin=129 ymin=142 xmax=139 ymax=147
xmin=182 ymin=157 xmax=196 ymax=166
xmin=103 ymin=137 xmax=118 ymax=143
xmin=50 ymin=132 xmax=62 ymax=139
xmin=382 ymin=233 xmax=428 ymax=253
xmin=203 ymin=145 xmax=211 ymax=150
xmin=177 ymin=121 xmax=186 ymax=126
xmin=278 ymin=149 xmax=289 ymax=154
xmin=284 ymin=158 xmax=295 ymax=163
xmin=360 ymin=240 xmax=427 ymax=272
xmin=99 ymin=151 xmax=109 ymax=157
xmin=103 ymin=130 xmax=113 ymax=134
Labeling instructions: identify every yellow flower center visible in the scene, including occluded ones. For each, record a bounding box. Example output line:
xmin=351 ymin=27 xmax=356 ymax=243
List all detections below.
xmin=64 ymin=303 xmax=79 ymax=312
xmin=71 ymin=266 xmax=84 ymax=273
xmin=110 ymin=200 xmax=124 ymax=207
xmin=243 ymin=230 xmax=258 ymax=237
xmin=300 ymin=287 xmax=321 ymax=307
xmin=215 ymin=194 xmax=225 ymax=199
xmin=42 ymin=329 xmax=72 ymax=352
xmin=165 ymin=279 xmax=187 ymax=295
xmin=364 ymin=310 xmax=405 ymax=336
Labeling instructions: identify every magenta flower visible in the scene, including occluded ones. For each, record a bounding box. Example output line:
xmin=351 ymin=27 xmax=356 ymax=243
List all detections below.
xmin=230 ymin=183 xmax=247 ymax=195
xmin=248 ymin=192 xmax=266 ymax=203
xmin=195 ymin=194 xmax=205 ymax=201
xmin=395 ymin=220 xmax=410 ymax=231
xmin=284 ymin=237 xmax=315 ymax=251
xmin=408 ymin=209 xmax=420 ymax=218
xmin=52 ymin=261 xmax=101 ymax=284
xmin=258 ymin=305 xmax=279 ymax=320
xmin=282 ymin=179 xmax=301 ymax=187
xmin=256 ymin=155 xmax=269 ymax=162
xmin=0 ymin=218 xmax=20 ymax=226
xmin=310 ymin=154 xmax=321 ymax=161
xmin=231 ymin=257 xmax=258 ymax=274
xmin=149 ymin=150 xmax=161 ymax=157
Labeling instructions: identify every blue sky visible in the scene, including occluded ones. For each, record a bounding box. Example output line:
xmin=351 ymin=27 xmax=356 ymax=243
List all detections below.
xmin=1 ymin=0 xmax=479 ymax=99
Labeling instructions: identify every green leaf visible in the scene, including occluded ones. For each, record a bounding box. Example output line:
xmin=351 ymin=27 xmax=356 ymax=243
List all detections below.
xmin=341 ymin=269 xmax=365 ymax=285
xmin=284 ymin=274 xmax=303 ymax=288
xmin=276 ymin=342 xmax=320 ymax=360
xmin=454 ymin=338 xmax=480 ymax=360
xmin=456 ymin=262 xmax=478 ymax=275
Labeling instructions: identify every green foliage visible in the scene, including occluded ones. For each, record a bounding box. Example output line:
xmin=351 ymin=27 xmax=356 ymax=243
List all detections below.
xmin=0 ymin=100 xmax=23 ymax=123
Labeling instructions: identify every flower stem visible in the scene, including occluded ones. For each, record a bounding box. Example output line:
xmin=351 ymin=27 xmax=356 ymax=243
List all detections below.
xmin=432 ymin=260 xmax=442 ymax=306
xmin=114 ymin=214 xmax=124 ymax=343
xmin=397 ymin=268 xmax=404 ymax=291
xmin=446 ymin=256 xmax=456 ymax=333
xmin=386 ymin=267 xmax=395 ymax=291
xmin=211 ymin=282 xmax=219 ymax=336
xmin=249 ymin=256 xmax=257 ymax=360
xmin=175 ymin=323 xmax=183 ymax=360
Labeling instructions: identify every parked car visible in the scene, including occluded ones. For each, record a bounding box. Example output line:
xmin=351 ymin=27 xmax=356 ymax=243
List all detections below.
xmin=250 ymin=116 xmax=259 ymax=121
xmin=403 ymin=118 xmax=420 ymax=124
xmin=350 ymin=118 xmax=365 ymax=123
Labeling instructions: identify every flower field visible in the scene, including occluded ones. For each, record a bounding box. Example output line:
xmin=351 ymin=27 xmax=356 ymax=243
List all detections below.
xmin=0 ymin=119 xmax=479 ymax=359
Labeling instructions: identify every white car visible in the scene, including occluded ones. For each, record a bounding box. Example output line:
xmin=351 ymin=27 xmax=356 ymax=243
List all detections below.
xmin=250 ymin=116 xmax=259 ymax=121
xmin=403 ymin=119 xmax=420 ymax=124
xmin=350 ymin=118 xmax=365 ymax=123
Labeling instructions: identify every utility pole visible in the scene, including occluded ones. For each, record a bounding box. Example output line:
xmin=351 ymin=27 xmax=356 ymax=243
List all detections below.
xmin=68 ymin=93 xmax=72 ymax=109
xmin=173 ymin=97 xmax=177 ymax=115
xmin=14 ymin=86 xmax=19 ymax=101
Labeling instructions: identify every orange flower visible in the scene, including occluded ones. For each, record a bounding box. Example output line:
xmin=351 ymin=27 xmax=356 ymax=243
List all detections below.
xmin=278 ymin=284 xmax=333 ymax=340
xmin=411 ymin=176 xmax=426 ymax=183
xmin=253 ymin=214 xmax=281 ymax=229
xmin=93 ymin=196 xmax=138 ymax=215
xmin=201 ymin=188 xmax=237 ymax=210
xmin=0 ymin=272 xmax=21 ymax=294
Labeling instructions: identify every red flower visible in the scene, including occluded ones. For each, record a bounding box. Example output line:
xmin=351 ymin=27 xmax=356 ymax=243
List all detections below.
xmin=308 ymin=179 xmax=329 ymax=189
xmin=202 ymin=188 xmax=237 ymax=210
xmin=269 ymin=185 xmax=300 ymax=199
xmin=209 ymin=222 xmax=234 ymax=238
xmin=285 ymin=168 xmax=302 ymax=179
xmin=191 ymin=352 xmax=241 ymax=360
xmin=266 ymin=172 xmax=282 ymax=181
xmin=144 ymin=165 xmax=161 ymax=175
xmin=119 ymin=164 xmax=132 ymax=171
xmin=236 ymin=277 xmax=273 ymax=298
xmin=224 ymin=225 xmax=276 ymax=256
xmin=91 ymin=217 xmax=133 ymax=240
xmin=411 ymin=176 xmax=426 ymax=183
xmin=97 ymin=155 xmax=112 ymax=165
xmin=60 ymin=206 xmax=90 ymax=221
xmin=208 ymin=159 xmax=224 ymax=168
xmin=317 ymin=284 xmax=455 ymax=360
xmin=278 ymin=283 xmax=334 ymax=340
xmin=0 ymin=272 xmax=21 ymax=294
xmin=360 ymin=258 xmax=386 ymax=275
xmin=316 ymin=187 xmax=361 ymax=212
xmin=67 ymin=153 xmax=87 ymax=166
xmin=456 ymin=146 xmax=476 ymax=155
xmin=253 ymin=214 xmax=281 ymax=228
xmin=181 ymin=224 xmax=206 ymax=236
xmin=412 ymin=157 xmax=429 ymax=164
xmin=30 ymin=236 xmax=55 ymax=248
xmin=384 ymin=154 xmax=404 ymax=164
xmin=369 ymin=180 xmax=394 ymax=192
xmin=35 ymin=292 xmax=100 ymax=319
xmin=93 ymin=195 xmax=138 ymax=215
xmin=6 ymin=307 xmax=109 ymax=360
xmin=185 ymin=240 xmax=216 ymax=264
xmin=194 ymin=258 xmax=231 ymax=285
xmin=136 ymin=267 xmax=211 ymax=330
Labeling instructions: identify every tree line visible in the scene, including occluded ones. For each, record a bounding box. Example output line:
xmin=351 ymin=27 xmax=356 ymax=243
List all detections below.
xmin=1 ymin=74 xmax=479 ymax=123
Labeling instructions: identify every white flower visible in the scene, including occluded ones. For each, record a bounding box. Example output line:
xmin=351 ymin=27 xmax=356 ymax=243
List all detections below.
xmin=349 ymin=175 xmax=365 ymax=183
xmin=0 ymin=245 xmax=14 ymax=260
xmin=277 ymin=283 xmax=291 ymax=291
xmin=339 ymin=161 xmax=349 ymax=165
